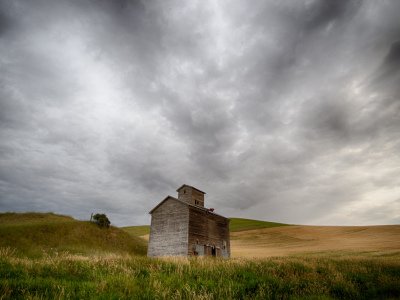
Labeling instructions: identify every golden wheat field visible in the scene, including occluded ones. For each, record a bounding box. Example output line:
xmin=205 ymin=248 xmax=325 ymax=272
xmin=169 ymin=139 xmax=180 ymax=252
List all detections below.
xmin=231 ymin=224 xmax=400 ymax=258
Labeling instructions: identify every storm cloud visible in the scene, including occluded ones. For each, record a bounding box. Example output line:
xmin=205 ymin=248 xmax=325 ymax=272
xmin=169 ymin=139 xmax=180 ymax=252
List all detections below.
xmin=1 ymin=0 xmax=399 ymax=226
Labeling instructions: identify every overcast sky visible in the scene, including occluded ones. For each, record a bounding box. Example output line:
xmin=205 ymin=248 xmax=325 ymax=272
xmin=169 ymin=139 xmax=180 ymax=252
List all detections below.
xmin=1 ymin=0 xmax=400 ymax=226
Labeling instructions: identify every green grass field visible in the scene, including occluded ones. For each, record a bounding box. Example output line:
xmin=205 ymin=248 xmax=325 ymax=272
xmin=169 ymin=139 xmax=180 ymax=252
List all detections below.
xmin=1 ymin=212 xmax=399 ymax=299
xmin=1 ymin=250 xmax=399 ymax=299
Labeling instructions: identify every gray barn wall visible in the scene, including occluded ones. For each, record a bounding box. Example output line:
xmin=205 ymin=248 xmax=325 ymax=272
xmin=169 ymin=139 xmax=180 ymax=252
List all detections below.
xmin=147 ymin=199 xmax=189 ymax=257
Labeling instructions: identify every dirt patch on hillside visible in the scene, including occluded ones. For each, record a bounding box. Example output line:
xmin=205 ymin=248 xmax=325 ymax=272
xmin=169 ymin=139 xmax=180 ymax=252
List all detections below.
xmin=140 ymin=234 xmax=149 ymax=241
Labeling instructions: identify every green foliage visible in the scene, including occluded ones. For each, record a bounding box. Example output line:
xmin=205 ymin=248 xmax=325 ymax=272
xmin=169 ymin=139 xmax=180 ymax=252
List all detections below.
xmin=229 ymin=218 xmax=289 ymax=232
xmin=0 ymin=212 xmax=147 ymax=257
xmin=92 ymin=213 xmax=111 ymax=228
xmin=0 ymin=252 xmax=399 ymax=299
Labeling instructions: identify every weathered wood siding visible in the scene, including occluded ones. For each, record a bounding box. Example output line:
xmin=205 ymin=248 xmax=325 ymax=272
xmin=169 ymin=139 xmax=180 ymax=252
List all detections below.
xmin=178 ymin=187 xmax=192 ymax=205
xmin=187 ymin=207 xmax=230 ymax=257
xmin=147 ymin=199 xmax=189 ymax=257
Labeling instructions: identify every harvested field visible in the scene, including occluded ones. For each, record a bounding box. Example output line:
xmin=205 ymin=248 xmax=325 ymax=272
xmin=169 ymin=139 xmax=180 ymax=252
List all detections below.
xmin=231 ymin=225 xmax=400 ymax=257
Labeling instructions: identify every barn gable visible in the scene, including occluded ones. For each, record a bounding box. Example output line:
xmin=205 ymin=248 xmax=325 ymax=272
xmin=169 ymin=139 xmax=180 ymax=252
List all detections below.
xmin=147 ymin=197 xmax=189 ymax=257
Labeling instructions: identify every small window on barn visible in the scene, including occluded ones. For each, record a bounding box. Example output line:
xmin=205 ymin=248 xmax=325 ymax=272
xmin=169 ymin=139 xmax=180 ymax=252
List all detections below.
xmin=223 ymin=240 xmax=226 ymax=250
xmin=183 ymin=189 xmax=186 ymax=194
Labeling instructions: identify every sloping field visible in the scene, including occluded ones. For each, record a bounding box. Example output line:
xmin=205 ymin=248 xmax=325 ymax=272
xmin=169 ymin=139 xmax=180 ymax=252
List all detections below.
xmin=231 ymin=224 xmax=400 ymax=258
xmin=0 ymin=212 xmax=75 ymax=225
xmin=0 ymin=212 xmax=147 ymax=257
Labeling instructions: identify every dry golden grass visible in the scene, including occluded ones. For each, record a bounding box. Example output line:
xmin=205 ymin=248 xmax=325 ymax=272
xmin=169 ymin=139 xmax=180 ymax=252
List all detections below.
xmin=231 ymin=224 xmax=400 ymax=258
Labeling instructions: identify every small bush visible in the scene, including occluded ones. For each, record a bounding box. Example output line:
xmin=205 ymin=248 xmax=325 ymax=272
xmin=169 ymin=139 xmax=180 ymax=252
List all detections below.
xmin=92 ymin=214 xmax=111 ymax=228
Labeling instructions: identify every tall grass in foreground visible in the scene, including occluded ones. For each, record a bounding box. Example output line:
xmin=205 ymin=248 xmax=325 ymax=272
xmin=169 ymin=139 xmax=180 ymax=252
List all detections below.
xmin=1 ymin=249 xmax=399 ymax=299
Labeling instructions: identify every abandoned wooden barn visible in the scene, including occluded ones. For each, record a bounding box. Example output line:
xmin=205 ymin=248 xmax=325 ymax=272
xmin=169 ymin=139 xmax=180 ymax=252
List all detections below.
xmin=147 ymin=184 xmax=230 ymax=258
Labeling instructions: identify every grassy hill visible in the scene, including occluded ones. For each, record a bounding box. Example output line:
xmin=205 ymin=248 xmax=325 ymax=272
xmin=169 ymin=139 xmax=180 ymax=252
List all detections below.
xmin=0 ymin=212 xmax=147 ymax=257
xmin=229 ymin=217 xmax=289 ymax=232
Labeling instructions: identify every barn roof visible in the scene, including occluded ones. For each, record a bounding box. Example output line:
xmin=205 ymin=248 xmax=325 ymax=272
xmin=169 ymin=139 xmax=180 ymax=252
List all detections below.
xmin=176 ymin=184 xmax=206 ymax=194
xmin=149 ymin=196 xmax=228 ymax=220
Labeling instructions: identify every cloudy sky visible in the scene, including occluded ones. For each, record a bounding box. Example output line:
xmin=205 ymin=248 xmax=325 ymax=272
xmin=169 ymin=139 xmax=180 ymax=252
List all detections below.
xmin=1 ymin=0 xmax=400 ymax=226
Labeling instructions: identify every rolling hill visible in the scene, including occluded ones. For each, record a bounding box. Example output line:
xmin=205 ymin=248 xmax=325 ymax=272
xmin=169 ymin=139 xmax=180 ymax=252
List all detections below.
xmin=230 ymin=224 xmax=400 ymax=257
xmin=123 ymin=217 xmax=400 ymax=258
xmin=0 ymin=212 xmax=147 ymax=257
xmin=5 ymin=213 xmax=399 ymax=258
xmin=228 ymin=217 xmax=289 ymax=232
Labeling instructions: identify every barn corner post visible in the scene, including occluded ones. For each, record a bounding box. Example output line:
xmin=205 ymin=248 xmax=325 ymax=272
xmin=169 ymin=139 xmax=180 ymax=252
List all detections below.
xmin=148 ymin=184 xmax=230 ymax=258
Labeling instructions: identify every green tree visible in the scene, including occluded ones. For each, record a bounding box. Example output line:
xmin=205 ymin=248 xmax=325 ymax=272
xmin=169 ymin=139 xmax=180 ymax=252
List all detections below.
xmin=92 ymin=213 xmax=111 ymax=228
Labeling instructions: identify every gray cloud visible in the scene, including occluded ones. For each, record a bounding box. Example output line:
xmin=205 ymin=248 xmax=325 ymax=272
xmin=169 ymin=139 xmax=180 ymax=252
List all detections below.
xmin=0 ymin=0 xmax=399 ymax=226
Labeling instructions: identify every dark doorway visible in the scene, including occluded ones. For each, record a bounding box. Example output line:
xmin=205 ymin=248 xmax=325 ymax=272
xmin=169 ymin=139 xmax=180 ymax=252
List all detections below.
xmin=211 ymin=246 xmax=216 ymax=257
